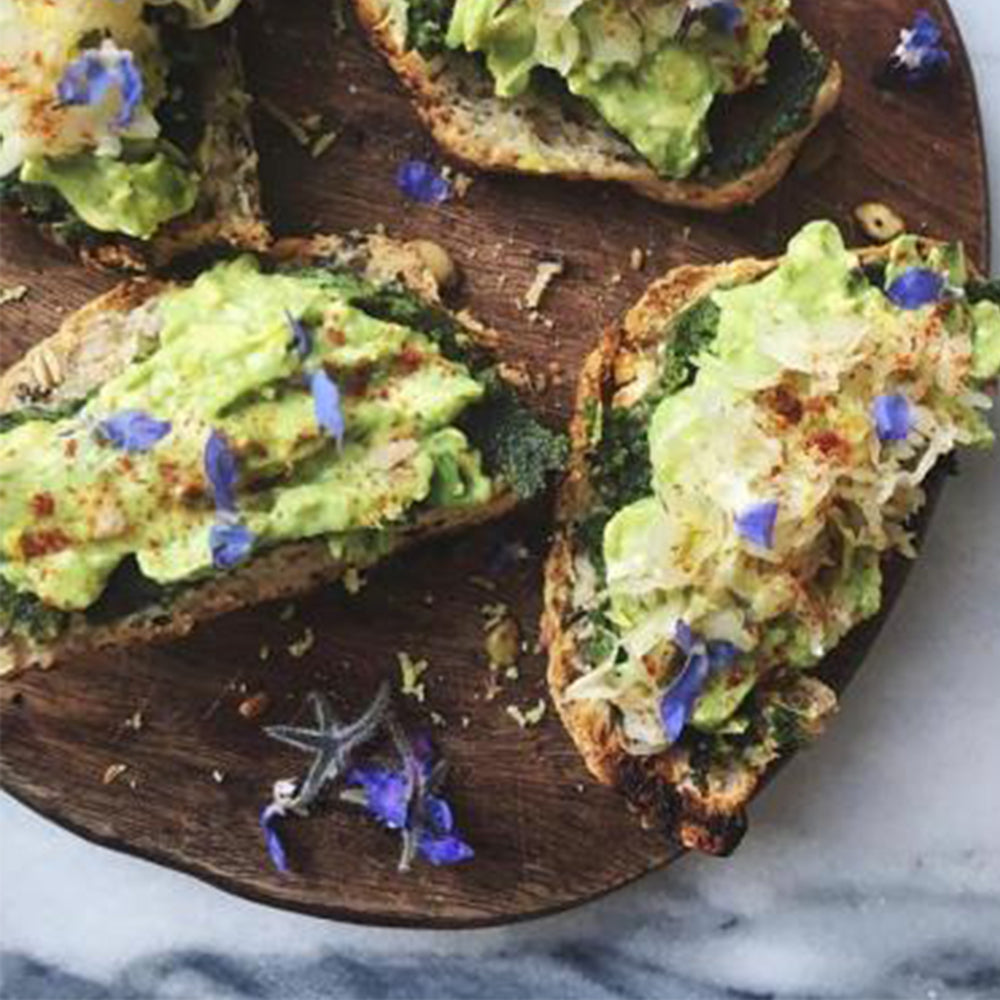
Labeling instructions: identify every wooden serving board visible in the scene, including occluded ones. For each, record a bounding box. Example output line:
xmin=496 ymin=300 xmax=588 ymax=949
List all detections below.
xmin=0 ymin=0 xmax=988 ymax=927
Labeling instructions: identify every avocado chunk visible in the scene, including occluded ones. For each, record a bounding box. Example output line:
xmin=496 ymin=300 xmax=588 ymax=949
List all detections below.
xmin=20 ymin=149 xmax=198 ymax=240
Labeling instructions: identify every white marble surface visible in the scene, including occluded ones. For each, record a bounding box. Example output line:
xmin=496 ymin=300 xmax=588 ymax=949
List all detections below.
xmin=3 ymin=3 xmax=1000 ymax=998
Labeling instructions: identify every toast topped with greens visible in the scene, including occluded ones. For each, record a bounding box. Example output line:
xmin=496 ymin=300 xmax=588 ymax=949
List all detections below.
xmin=0 ymin=0 xmax=266 ymax=270
xmin=543 ymin=221 xmax=1000 ymax=854
xmin=0 ymin=234 xmax=566 ymax=675
xmin=355 ymin=0 xmax=841 ymax=209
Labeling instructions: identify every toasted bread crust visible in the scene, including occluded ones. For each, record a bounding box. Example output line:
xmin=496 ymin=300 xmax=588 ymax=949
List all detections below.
xmin=354 ymin=0 xmax=842 ymax=211
xmin=0 ymin=234 xmax=515 ymax=675
xmin=542 ymin=242 xmax=945 ymax=855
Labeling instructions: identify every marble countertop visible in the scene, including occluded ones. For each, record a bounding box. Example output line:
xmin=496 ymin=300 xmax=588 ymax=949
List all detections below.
xmin=2 ymin=3 xmax=1000 ymax=998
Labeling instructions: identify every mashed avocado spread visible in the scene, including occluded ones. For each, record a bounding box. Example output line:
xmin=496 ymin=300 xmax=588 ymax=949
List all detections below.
xmin=566 ymin=222 xmax=1000 ymax=758
xmin=443 ymin=0 xmax=790 ymax=178
xmin=0 ymin=258 xmax=506 ymax=618
xmin=20 ymin=147 xmax=198 ymax=240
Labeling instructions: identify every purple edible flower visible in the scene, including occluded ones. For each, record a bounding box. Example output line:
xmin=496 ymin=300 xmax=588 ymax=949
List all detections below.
xmin=259 ymin=803 xmax=289 ymax=873
xmin=396 ymin=160 xmax=451 ymax=205
xmin=659 ymin=622 xmax=740 ymax=745
xmin=56 ymin=41 xmax=143 ymax=129
xmin=734 ymin=500 xmax=779 ymax=549
xmin=309 ymin=368 xmax=345 ymax=446
xmin=203 ymin=430 xmax=239 ymax=513
xmin=344 ymin=764 xmax=410 ymax=828
xmin=873 ymin=393 xmax=912 ymax=442
xmin=285 ymin=310 xmax=313 ymax=360
xmin=659 ymin=648 xmax=712 ymax=746
xmin=886 ymin=268 xmax=946 ymax=310
xmin=96 ymin=410 xmax=171 ymax=453
xmin=209 ymin=521 xmax=255 ymax=569
xmin=881 ymin=11 xmax=950 ymax=87
xmin=681 ymin=0 xmax=743 ymax=36
xmin=347 ymin=721 xmax=474 ymax=871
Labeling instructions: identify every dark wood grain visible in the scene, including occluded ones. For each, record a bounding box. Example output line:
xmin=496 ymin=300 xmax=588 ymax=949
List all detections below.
xmin=0 ymin=0 xmax=988 ymax=927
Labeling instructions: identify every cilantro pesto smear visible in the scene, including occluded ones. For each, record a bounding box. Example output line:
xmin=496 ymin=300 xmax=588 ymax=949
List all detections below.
xmin=567 ymin=222 xmax=1000 ymax=759
xmin=413 ymin=0 xmax=799 ymax=179
xmin=0 ymin=257 xmax=561 ymax=648
xmin=0 ymin=0 xmax=244 ymax=239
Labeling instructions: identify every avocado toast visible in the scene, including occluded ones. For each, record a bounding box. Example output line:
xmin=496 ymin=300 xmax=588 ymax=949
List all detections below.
xmin=0 ymin=0 xmax=266 ymax=270
xmin=0 ymin=233 xmax=566 ymax=675
xmin=543 ymin=221 xmax=1000 ymax=854
xmin=354 ymin=0 xmax=842 ymax=209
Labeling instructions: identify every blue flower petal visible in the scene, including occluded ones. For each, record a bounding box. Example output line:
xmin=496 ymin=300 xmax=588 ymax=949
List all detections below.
xmin=423 ymin=794 xmax=454 ymax=836
xmin=346 ymin=765 xmax=410 ymax=829
xmin=56 ymin=43 xmax=143 ymax=129
xmin=886 ymin=268 xmax=945 ymax=310
xmin=734 ymin=501 xmax=779 ymax=549
xmin=310 ymin=369 xmax=345 ymax=446
xmin=417 ymin=832 xmax=474 ymax=866
xmin=259 ymin=806 xmax=289 ymax=873
xmin=659 ymin=651 xmax=712 ymax=745
xmin=96 ymin=410 xmax=171 ymax=452
xmin=210 ymin=522 xmax=255 ymax=570
xmin=112 ymin=52 xmax=143 ymax=129
xmin=873 ymin=393 xmax=912 ymax=442
xmin=707 ymin=640 xmax=739 ymax=670
xmin=204 ymin=430 xmax=239 ymax=513
xmin=674 ymin=620 xmax=697 ymax=656
xmin=396 ymin=160 xmax=451 ymax=204
xmin=886 ymin=11 xmax=951 ymax=86
xmin=682 ymin=0 xmax=743 ymax=34
xmin=285 ymin=310 xmax=312 ymax=360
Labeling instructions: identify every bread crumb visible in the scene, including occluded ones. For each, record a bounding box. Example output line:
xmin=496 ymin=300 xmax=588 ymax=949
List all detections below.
xmin=102 ymin=763 xmax=129 ymax=785
xmin=211 ymin=769 xmax=227 ymax=784
xmin=330 ymin=0 xmax=347 ymax=34
xmin=430 ymin=710 xmax=447 ymax=728
xmin=259 ymin=644 xmax=271 ymax=661
xmin=441 ymin=166 xmax=474 ymax=198
xmin=480 ymin=602 xmax=508 ymax=630
xmin=0 ymin=285 xmax=28 ymax=308
xmin=398 ymin=651 xmax=428 ymax=702
xmin=259 ymin=97 xmax=312 ymax=147
xmin=123 ymin=709 xmax=144 ymax=732
xmin=343 ymin=567 xmax=365 ymax=594
xmin=485 ymin=615 xmax=520 ymax=670
xmin=497 ymin=362 xmax=532 ymax=391
xmin=522 ymin=259 xmax=565 ymax=311
xmin=288 ymin=627 xmax=315 ymax=658
xmin=310 ymin=129 xmax=339 ymax=159
xmin=506 ymin=699 xmax=546 ymax=729
xmin=460 ymin=715 xmax=471 ymax=729
xmin=238 ymin=692 xmax=271 ymax=720
xmin=629 ymin=247 xmax=645 ymax=271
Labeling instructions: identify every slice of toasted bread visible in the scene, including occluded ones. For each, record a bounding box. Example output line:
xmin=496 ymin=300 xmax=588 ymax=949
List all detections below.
xmin=0 ymin=233 xmax=552 ymax=675
xmin=541 ymin=239 xmax=962 ymax=856
xmin=1 ymin=26 xmax=268 ymax=272
xmin=354 ymin=0 xmax=842 ymax=210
